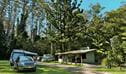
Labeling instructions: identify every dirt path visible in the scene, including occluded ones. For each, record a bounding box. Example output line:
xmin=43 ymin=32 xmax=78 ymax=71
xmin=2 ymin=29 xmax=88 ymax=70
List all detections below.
xmin=39 ymin=62 xmax=110 ymax=74
xmin=39 ymin=62 xmax=82 ymax=74
xmin=82 ymin=64 xmax=110 ymax=74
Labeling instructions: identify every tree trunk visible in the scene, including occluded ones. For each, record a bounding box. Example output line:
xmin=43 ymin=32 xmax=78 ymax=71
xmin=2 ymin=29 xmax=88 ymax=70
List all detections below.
xmin=51 ymin=42 xmax=53 ymax=54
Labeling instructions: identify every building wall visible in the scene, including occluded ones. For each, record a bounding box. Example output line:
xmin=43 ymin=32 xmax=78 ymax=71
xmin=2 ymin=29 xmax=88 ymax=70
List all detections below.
xmin=83 ymin=52 xmax=95 ymax=63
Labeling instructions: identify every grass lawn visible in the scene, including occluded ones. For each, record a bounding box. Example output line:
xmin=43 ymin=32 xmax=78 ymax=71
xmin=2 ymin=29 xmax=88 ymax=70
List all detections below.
xmin=95 ymin=67 xmax=126 ymax=74
xmin=0 ymin=60 xmax=71 ymax=74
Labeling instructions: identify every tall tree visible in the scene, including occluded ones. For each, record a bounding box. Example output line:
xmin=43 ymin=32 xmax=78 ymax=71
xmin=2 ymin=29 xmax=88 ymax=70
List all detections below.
xmin=38 ymin=0 xmax=87 ymax=53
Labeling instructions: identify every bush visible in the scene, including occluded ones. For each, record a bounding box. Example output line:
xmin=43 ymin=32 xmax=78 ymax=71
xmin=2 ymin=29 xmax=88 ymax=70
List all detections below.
xmin=101 ymin=58 xmax=109 ymax=67
xmin=101 ymin=58 xmax=112 ymax=68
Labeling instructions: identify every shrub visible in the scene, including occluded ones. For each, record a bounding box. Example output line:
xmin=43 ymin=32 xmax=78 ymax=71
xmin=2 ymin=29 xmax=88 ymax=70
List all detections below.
xmin=101 ymin=58 xmax=109 ymax=67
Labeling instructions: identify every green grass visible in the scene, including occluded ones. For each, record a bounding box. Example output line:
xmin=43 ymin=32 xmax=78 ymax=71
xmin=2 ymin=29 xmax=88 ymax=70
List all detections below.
xmin=0 ymin=60 xmax=71 ymax=74
xmin=95 ymin=67 xmax=126 ymax=74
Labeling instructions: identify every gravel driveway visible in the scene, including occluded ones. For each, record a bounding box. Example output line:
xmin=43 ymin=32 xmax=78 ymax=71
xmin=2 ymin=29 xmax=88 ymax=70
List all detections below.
xmin=39 ymin=62 xmax=110 ymax=74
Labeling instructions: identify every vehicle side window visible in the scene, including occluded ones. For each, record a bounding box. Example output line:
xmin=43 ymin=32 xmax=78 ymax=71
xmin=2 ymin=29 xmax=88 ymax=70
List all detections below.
xmin=12 ymin=53 xmax=24 ymax=61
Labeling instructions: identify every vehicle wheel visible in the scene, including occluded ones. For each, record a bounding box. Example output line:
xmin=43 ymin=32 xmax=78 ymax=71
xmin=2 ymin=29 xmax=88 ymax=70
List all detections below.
xmin=15 ymin=66 xmax=20 ymax=72
xmin=14 ymin=63 xmax=18 ymax=69
xmin=10 ymin=63 xmax=13 ymax=66
xmin=32 ymin=67 xmax=36 ymax=72
xmin=14 ymin=64 xmax=17 ymax=69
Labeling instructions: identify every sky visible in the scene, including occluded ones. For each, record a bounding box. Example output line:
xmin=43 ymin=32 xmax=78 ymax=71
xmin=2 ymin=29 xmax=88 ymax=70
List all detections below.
xmin=79 ymin=0 xmax=126 ymax=13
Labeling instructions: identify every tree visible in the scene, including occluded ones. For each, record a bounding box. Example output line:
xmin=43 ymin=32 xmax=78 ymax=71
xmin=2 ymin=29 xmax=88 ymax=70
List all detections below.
xmin=101 ymin=5 xmax=126 ymax=68
xmin=0 ymin=0 xmax=46 ymax=58
xmin=109 ymin=36 xmax=125 ymax=69
xmin=38 ymin=0 xmax=88 ymax=53
xmin=0 ymin=18 xmax=6 ymax=59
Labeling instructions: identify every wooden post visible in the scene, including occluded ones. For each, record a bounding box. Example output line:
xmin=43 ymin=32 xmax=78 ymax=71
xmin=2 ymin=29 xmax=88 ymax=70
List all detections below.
xmin=70 ymin=54 xmax=72 ymax=64
xmin=66 ymin=54 xmax=68 ymax=64
xmin=58 ymin=55 xmax=60 ymax=62
xmin=64 ymin=55 xmax=67 ymax=64
xmin=81 ymin=54 xmax=83 ymax=65
xmin=75 ymin=55 xmax=76 ymax=64
xmin=62 ymin=55 xmax=64 ymax=64
xmin=75 ymin=54 xmax=77 ymax=65
xmin=65 ymin=55 xmax=67 ymax=64
xmin=66 ymin=55 xmax=68 ymax=64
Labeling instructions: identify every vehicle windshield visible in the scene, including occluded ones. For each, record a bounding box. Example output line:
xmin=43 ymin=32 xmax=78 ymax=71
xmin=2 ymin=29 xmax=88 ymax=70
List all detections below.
xmin=13 ymin=52 xmax=24 ymax=61
xmin=19 ymin=56 xmax=33 ymax=62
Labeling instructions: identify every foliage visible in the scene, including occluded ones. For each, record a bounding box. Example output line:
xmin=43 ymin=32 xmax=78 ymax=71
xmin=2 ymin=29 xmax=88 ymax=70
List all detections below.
xmin=95 ymin=67 xmax=126 ymax=74
xmin=38 ymin=0 xmax=87 ymax=53
xmin=0 ymin=0 xmax=126 ymax=68
xmin=0 ymin=19 xmax=6 ymax=59
xmin=110 ymin=36 xmax=125 ymax=67
xmin=101 ymin=58 xmax=109 ymax=67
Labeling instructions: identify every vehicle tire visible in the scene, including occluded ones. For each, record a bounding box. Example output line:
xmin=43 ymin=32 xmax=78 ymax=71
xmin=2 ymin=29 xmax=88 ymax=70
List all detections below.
xmin=17 ymin=68 xmax=20 ymax=72
xmin=15 ymin=65 xmax=20 ymax=72
xmin=14 ymin=63 xmax=18 ymax=69
xmin=10 ymin=62 xmax=14 ymax=66
xmin=32 ymin=67 xmax=36 ymax=72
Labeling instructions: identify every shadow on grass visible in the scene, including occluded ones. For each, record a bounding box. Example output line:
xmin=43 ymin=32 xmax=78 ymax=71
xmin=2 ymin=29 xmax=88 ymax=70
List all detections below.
xmin=95 ymin=67 xmax=126 ymax=72
xmin=36 ymin=65 xmax=70 ymax=74
xmin=0 ymin=61 xmax=70 ymax=74
xmin=14 ymin=65 xmax=70 ymax=74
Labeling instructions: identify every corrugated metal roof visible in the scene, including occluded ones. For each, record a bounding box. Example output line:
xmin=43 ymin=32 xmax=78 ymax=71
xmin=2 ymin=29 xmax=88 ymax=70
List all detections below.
xmin=55 ymin=49 xmax=96 ymax=55
xmin=13 ymin=49 xmax=38 ymax=56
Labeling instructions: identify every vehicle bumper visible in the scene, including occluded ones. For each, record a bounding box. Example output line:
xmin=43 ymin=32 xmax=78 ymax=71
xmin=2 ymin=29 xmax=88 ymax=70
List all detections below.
xmin=18 ymin=66 xmax=36 ymax=71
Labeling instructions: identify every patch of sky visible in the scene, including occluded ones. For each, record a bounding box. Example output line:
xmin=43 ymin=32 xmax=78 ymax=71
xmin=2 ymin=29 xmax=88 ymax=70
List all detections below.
xmin=79 ymin=0 xmax=126 ymax=14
